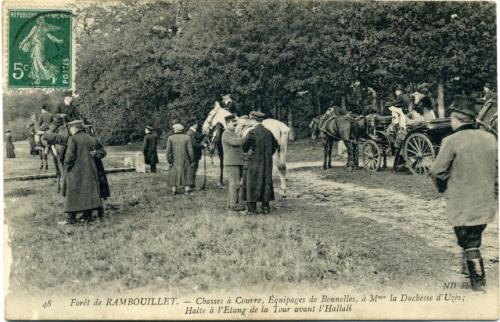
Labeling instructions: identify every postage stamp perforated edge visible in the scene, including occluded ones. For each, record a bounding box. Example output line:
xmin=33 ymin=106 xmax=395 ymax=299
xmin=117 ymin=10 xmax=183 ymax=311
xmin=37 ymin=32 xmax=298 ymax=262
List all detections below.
xmin=2 ymin=0 xmax=76 ymax=92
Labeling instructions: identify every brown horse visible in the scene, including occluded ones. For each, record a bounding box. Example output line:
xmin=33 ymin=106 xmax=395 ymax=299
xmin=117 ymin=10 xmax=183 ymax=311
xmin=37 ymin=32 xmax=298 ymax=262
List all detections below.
xmin=310 ymin=113 xmax=366 ymax=170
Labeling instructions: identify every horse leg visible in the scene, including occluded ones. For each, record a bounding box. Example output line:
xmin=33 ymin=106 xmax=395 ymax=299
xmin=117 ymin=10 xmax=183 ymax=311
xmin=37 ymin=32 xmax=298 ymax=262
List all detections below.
xmin=353 ymin=142 xmax=359 ymax=170
xmin=346 ymin=141 xmax=353 ymax=171
xmin=39 ymin=152 xmax=44 ymax=171
xmin=327 ymin=139 xmax=333 ymax=168
xmin=322 ymin=139 xmax=328 ymax=170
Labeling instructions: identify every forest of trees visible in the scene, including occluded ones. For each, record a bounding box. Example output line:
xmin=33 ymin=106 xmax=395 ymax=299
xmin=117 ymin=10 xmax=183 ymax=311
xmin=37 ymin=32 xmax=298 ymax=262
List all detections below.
xmin=4 ymin=0 xmax=496 ymax=143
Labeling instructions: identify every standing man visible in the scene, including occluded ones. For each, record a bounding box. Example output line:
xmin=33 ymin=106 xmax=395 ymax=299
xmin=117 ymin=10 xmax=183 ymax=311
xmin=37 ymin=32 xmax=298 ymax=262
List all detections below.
xmin=222 ymin=114 xmax=244 ymax=211
xmin=430 ymin=96 xmax=497 ymax=291
xmin=185 ymin=120 xmax=204 ymax=189
xmin=143 ymin=125 xmax=159 ymax=173
xmin=63 ymin=120 xmax=107 ymax=224
xmin=166 ymin=123 xmax=194 ymax=195
xmin=242 ymin=111 xmax=278 ymax=214
xmin=35 ymin=105 xmax=53 ymax=149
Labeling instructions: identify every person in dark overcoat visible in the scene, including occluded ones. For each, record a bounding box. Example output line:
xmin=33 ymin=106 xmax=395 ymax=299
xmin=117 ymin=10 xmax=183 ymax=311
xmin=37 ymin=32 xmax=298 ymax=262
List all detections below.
xmin=63 ymin=120 xmax=107 ymax=224
xmin=430 ymin=96 xmax=497 ymax=292
xmin=241 ymin=111 xmax=278 ymax=214
xmin=185 ymin=120 xmax=204 ymax=188
xmin=166 ymin=123 xmax=194 ymax=195
xmin=5 ymin=129 xmax=16 ymax=158
xmin=143 ymin=125 xmax=159 ymax=173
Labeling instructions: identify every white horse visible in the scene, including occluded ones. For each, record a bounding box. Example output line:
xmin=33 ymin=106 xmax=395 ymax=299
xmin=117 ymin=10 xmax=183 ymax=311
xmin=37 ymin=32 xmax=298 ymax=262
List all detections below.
xmin=202 ymin=104 xmax=289 ymax=200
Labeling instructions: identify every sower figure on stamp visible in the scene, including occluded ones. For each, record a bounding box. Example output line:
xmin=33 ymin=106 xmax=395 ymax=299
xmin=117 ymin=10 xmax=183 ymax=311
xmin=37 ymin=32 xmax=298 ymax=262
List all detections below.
xmin=222 ymin=114 xmax=245 ymax=211
xmin=63 ymin=120 xmax=107 ymax=224
xmin=185 ymin=120 xmax=204 ymax=189
xmin=166 ymin=123 xmax=194 ymax=195
xmin=143 ymin=125 xmax=159 ymax=173
xmin=241 ymin=111 xmax=278 ymax=215
xmin=430 ymin=96 xmax=497 ymax=292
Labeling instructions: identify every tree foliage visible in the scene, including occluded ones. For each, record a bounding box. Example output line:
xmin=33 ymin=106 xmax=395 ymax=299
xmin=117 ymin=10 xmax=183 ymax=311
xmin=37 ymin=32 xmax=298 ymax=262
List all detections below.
xmin=69 ymin=0 xmax=496 ymax=143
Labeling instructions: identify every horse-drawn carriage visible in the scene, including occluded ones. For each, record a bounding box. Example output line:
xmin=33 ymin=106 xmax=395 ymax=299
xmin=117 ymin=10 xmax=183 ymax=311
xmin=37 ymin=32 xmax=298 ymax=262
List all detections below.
xmin=361 ymin=99 xmax=497 ymax=175
xmin=361 ymin=115 xmax=452 ymax=174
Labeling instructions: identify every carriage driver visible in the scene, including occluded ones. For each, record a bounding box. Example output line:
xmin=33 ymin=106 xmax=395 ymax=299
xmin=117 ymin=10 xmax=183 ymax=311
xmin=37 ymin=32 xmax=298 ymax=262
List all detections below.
xmin=430 ymin=96 xmax=497 ymax=292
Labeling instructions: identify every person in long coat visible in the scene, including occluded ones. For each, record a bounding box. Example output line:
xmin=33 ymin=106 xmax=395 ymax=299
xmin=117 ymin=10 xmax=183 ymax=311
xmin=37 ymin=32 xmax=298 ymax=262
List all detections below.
xmin=143 ymin=125 xmax=159 ymax=173
xmin=5 ymin=129 xmax=16 ymax=158
xmin=63 ymin=120 xmax=107 ymax=224
xmin=241 ymin=111 xmax=278 ymax=214
xmin=185 ymin=120 xmax=204 ymax=188
xmin=166 ymin=123 xmax=194 ymax=194
xmin=430 ymin=96 xmax=497 ymax=292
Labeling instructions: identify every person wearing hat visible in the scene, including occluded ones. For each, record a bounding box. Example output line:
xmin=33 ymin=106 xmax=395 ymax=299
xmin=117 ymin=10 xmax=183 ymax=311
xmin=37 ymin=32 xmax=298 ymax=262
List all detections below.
xmin=63 ymin=120 xmax=107 ymax=224
xmin=37 ymin=105 xmax=54 ymax=131
xmin=185 ymin=120 xmax=204 ymax=188
xmin=393 ymin=85 xmax=412 ymax=114
xmin=430 ymin=96 xmax=497 ymax=292
xmin=482 ymin=83 xmax=497 ymax=101
xmin=35 ymin=105 xmax=54 ymax=149
xmin=5 ymin=129 xmax=16 ymax=158
xmin=221 ymin=114 xmax=245 ymax=211
xmin=166 ymin=123 xmax=194 ymax=195
xmin=142 ymin=125 xmax=159 ymax=173
xmin=241 ymin=111 xmax=278 ymax=214
xmin=414 ymin=86 xmax=436 ymax=121
xmin=26 ymin=122 xmax=38 ymax=156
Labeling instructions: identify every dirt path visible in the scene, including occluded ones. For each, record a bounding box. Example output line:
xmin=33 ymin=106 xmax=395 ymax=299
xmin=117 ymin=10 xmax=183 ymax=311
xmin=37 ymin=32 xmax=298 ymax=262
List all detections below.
xmin=286 ymin=169 xmax=499 ymax=264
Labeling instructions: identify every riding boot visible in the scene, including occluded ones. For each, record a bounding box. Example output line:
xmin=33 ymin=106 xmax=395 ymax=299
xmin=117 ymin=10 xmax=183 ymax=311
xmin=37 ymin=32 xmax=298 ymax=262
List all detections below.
xmin=465 ymin=248 xmax=486 ymax=291
xmin=460 ymin=251 xmax=468 ymax=275
xmin=150 ymin=164 xmax=156 ymax=173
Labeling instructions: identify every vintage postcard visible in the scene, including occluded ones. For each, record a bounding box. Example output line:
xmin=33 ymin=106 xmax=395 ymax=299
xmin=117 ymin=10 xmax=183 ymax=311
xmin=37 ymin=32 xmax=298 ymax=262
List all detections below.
xmin=2 ymin=0 xmax=499 ymax=320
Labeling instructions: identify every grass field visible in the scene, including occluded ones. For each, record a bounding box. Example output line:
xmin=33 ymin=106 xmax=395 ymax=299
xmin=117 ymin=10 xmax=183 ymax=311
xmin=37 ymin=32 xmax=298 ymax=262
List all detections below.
xmin=3 ymin=140 xmax=498 ymax=297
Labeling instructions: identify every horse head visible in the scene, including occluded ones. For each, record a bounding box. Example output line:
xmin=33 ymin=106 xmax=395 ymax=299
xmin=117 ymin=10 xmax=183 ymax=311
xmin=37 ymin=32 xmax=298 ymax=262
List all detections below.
xmin=202 ymin=101 xmax=232 ymax=134
xmin=309 ymin=117 xmax=320 ymax=140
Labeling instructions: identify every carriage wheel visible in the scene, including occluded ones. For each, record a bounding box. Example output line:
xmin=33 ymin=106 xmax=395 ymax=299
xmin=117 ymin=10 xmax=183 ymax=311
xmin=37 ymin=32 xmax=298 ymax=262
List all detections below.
xmin=362 ymin=140 xmax=382 ymax=171
xmin=403 ymin=133 xmax=436 ymax=175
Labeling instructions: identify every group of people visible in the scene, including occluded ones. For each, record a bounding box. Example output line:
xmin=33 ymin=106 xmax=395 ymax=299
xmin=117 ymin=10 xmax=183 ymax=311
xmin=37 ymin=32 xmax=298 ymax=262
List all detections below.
xmin=141 ymin=110 xmax=278 ymax=215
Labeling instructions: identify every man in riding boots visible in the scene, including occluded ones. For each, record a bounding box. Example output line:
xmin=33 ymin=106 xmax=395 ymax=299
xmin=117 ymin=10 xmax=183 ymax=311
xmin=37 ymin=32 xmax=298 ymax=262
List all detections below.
xmin=430 ymin=96 xmax=497 ymax=292
xmin=35 ymin=105 xmax=54 ymax=150
xmin=222 ymin=114 xmax=245 ymax=211
xmin=63 ymin=120 xmax=107 ymax=224
xmin=241 ymin=111 xmax=278 ymax=215
xmin=185 ymin=120 xmax=204 ymax=189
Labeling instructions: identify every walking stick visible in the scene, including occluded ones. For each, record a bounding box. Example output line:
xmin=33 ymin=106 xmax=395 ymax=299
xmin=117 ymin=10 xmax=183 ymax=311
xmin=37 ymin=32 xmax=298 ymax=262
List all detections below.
xmin=200 ymin=145 xmax=207 ymax=191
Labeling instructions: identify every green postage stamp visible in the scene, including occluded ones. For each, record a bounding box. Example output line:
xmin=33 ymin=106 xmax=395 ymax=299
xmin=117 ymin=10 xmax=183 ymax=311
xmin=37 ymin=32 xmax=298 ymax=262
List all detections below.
xmin=8 ymin=10 xmax=72 ymax=89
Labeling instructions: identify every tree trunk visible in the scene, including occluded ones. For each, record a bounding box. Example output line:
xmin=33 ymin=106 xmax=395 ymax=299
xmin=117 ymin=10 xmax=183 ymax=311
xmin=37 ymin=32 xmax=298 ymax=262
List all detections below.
xmin=287 ymin=106 xmax=295 ymax=141
xmin=437 ymin=81 xmax=445 ymax=118
xmin=341 ymin=95 xmax=347 ymax=113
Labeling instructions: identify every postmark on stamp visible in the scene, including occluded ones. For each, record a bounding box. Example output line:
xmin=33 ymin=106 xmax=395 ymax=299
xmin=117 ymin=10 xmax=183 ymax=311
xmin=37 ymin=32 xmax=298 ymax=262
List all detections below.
xmin=8 ymin=10 xmax=72 ymax=89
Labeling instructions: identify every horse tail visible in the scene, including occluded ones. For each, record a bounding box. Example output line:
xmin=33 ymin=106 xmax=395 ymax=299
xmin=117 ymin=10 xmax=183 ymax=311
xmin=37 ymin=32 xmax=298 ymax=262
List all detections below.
xmin=277 ymin=128 xmax=288 ymax=172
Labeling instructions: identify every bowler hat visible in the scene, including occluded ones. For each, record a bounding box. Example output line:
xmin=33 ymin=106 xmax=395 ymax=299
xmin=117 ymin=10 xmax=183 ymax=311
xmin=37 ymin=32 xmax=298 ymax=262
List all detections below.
xmin=224 ymin=114 xmax=236 ymax=122
xmin=145 ymin=125 xmax=154 ymax=131
xmin=40 ymin=105 xmax=48 ymax=111
xmin=5 ymin=129 xmax=11 ymax=133
xmin=249 ymin=111 xmax=266 ymax=120
xmin=449 ymin=96 xmax=476 ymax=117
